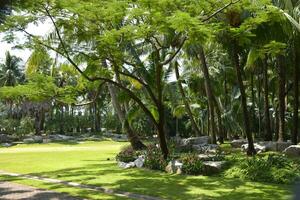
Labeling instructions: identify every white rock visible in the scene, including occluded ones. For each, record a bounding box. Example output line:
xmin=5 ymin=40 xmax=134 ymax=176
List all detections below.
xmin=181 ymin=136 xmax=210 ymax=146
xmin=134 ymin=155 xmax=145 ymax=168
xmin=118 ymin=161 xmax=135 ymax=169
xmin=283 ymin=145 xmax=300 ymax=156
xmin=165 ymin=160 xmax=183 ymax=174
xmin=231 ymin=139 xmax=247 ymax=148
xmin=241 ymin=143 xmax=266 ymax=153
xmin=1 ymin=143 xmax=12 ymax=147
xmin=203 ymin=161 xmax=226 ymax=174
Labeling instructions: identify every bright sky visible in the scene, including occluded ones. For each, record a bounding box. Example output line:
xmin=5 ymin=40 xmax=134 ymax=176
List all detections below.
xmin=0 ymin=20 xmax=53 ymax=64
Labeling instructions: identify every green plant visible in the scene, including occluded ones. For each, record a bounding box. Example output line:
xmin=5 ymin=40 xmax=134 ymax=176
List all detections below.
xmin=144 ymin=144 xmax=167 ymax=171
xmin=0 ymin=118 xmax=19 ymax=134
xmin=180 ymin=153 xmax=204 ymax=175
xmin=225 ymin=154 xmax=300 ymax=184
xmin=17 ymin=117 xmax=34 ymax=138
xmin=116 ymin=145 xmax=140 ymax=163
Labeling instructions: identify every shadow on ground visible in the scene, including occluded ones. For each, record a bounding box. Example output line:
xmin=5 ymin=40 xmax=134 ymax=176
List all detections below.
xmin=9 ymin=160 xmax=291 ymax=200
xmin=0 ymin=181 xmax=81 ymax=200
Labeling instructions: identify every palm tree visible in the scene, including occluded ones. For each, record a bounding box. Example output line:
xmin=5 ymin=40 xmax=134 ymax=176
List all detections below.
xmin=272 ymin=0 xmax=300 ymax=143
xmin=0 ymin=51 xmax=23 ymax=87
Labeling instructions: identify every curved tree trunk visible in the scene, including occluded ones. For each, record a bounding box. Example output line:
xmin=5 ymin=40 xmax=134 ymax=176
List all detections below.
xmin=174 ymin=62 xmax=202 ymax=136
xmin=198 ymin=47 xmax=217 ymax=144
xmin=107 ymin=84 xmax=146 ymax=150
xmin=277 ymin=56 xmax=286 ymax=142
xmin=232 ymin=44 xmax=256 ymax=155
xmin=263 ymin=58 xmax=272 ymax=141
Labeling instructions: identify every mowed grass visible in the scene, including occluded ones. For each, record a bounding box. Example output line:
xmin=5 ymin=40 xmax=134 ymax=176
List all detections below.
xmin=0 ymin=141 xmax=293 ymax=200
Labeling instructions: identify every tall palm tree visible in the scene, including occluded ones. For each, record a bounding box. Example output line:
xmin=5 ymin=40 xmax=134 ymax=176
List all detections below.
xmin=0 ymin=51 xmax=23 ymax=87
xmin=273 ymin=0 xmax=300 ymax=143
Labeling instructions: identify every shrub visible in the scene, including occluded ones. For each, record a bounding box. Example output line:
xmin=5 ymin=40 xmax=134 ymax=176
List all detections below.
xmin=17 ymin=117 xmax=34 ymax=138
xmin=225 ymin=154 xmax=300 ymax=184
xmin=0 ymin=119 xmax=19 ymax=134
xmin=116 ymin=146 xmax=139 ymax=163
xmin=181 ymin=153 xmax=204 ymax=175
xmin=144 ymin=144 xmax=167 ymax=171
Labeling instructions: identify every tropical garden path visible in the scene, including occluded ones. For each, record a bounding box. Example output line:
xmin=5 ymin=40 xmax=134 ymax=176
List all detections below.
xmin=0 ymin=171 xmax=161 ymax=200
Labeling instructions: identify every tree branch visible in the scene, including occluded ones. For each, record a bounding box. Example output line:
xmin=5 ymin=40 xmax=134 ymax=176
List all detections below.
xmin=160 ymin=37 xmax=187 ymax=66
xmin=202 ymin=0 xmax=242 ymax=22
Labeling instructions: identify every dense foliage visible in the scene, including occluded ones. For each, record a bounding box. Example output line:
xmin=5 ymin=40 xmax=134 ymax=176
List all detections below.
xmin=225 ymin=154 xmax=300 ymax=184
xmin=0 ymin=0 xmax=298 ymax=159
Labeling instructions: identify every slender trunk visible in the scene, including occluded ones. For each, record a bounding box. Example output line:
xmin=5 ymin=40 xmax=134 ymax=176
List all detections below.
xmin=258 ymin=75 xmax=262 ymax=138
xmin=224 ymin=68 xmax=229 ymax=139
xmin=293 ymin=45 xmax=299 ymax=144
xmin=215 ymin=105 xmax=224 ymax=144
xmin=251 ymin=74 xmax=256 ymax=134
xmin=198 ymin=47 xmax=217 ymax=144
xmin=59 ymin=105 xmax=64 ymax=134
xmin=94 ymin=101 xmax=101 ymax=132
xmin=263 ymin=58 xmax=272 ymax=141
xmin=34 ymin=112 xmax=41 ymax=135
xmin=107 ymin=84 xmax=146 ymax=150
xmin=232 ymin=44 xmax=256 ymax=155
xmin=156 ymin=61 xmax=168 ymax=159
xmin=174 ymin=62 xmax=202 ymax=136
xmin=277 ymin=56 xmax=285 ymax=142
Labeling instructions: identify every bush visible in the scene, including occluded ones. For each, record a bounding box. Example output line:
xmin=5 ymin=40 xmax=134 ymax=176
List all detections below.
xmin=144 ymin=144 xmax=167 ymax=171
xmin=225 ymin=154 xmax=300 ymax=184
xmin=180 ymin=153 xmax=204 ymax=175
xmin=17 ymin=117 xmax=34 ymax=138
xmin=0 ymin=118 xmax=19 ymax=134
xmin=116 ymin=145 xmax=140 ymax=163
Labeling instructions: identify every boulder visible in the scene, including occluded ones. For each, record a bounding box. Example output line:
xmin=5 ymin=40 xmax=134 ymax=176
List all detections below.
xmin=192 ymin=144 xmax=220 ymax=154
xmin=203 ymin=161 xmax=226 ymax=174
xmin=33 ymin=136 xmax=43 ymax=143
xmin=165 ymin=160 xmax=183 ymax=174
xmin=231 ymin=139 xmax=247 ymax=148
xmin=198 ymin=154 xmax=220 ymax=161
xmin=134 ymin=155 xmax=145 ymax=168
xmin=118 ymin=161 xmax=135 ymax=169
xmin=283 ymin=145 xmax=300 ymax=156
xmin=43 ymin=138 xmax=52 ymax=143
xmin=240 ymin=141 xmax=291 ymax=152
xmin=0 ymin=134 xmax=11 ymax=143
xmin=276 ymin=142 xmax=292 ymax=152
xmin=241 ymin=143 xmax=266 ymax=153
xmin=49 ymin=134 xmax=74 ymax=141
xmin=181 ymin=136 xmax=210 ymax=146
xmin=23 ymin=138 xmax=35 ymax=144
xmin=1 ymin=143 xmax=13 ymax=147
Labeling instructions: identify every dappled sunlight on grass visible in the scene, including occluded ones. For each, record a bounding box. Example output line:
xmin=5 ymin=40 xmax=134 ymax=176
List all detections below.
xmin=0 ymin=141 xmax=293 ymax=200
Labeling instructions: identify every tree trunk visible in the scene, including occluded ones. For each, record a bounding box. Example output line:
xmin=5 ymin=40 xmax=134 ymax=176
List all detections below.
xmin=292 ymin=45 xmax=299 ymax=144
xmin=174 ymin=62 xmax=202 ymax=136
xmin=258 ymin=74 xmax=262 ymax=138
xmin=94 ymin=101 xmax=101 ymax=132
xmin=251 ymin=74 xmax=256 ymax=134
xmin=198 ymin=47 xmax=217 ymax=144
xmin=263 ymin=58 xmax=272 ymax=141
xmin=277 ymin=56 xmax=285 ymax=142
xmin=107 ymin=84 xmax=146 ymax=150
xmin=232 ymin=44 xmax=256 ymax=155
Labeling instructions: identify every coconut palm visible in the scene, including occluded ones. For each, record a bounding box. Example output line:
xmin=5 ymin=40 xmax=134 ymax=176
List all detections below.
xmin=0 ymin=51 xmax=23 ymax=87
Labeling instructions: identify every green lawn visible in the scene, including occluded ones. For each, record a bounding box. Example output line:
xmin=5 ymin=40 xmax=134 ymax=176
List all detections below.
xmin=0 ymin=141 xmax=293 ymax=200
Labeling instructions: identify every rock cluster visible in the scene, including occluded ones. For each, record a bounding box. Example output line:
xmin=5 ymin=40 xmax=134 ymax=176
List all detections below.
xmin=118 ymin=155 xmax=145 ymax=169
